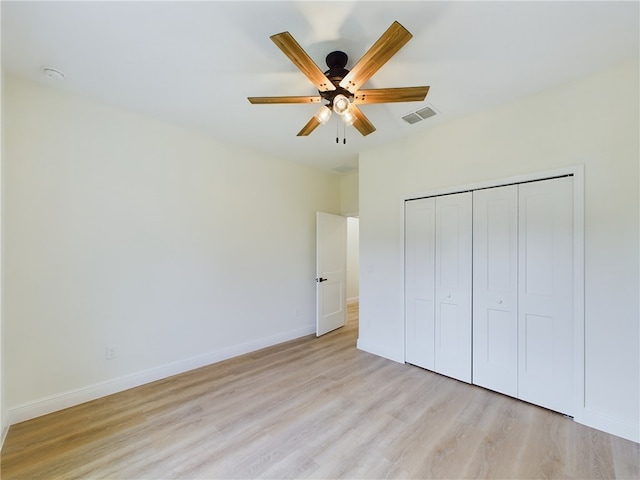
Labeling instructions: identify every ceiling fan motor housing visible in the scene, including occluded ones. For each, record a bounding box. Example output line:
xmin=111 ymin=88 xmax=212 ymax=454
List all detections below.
xmin=321 ymin=51 xmax=353 ymax=106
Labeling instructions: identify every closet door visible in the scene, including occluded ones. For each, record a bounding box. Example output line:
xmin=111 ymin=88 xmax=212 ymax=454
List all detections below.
xmin=473 ymin=185 xmax=518 ymax=397
xmin=405 ymin=198 xmax=436 ymax=370
xmin=435 ymin=192 xmax=473 ymax=383
xmin=518 ymin=177 xmax=574 ymax=415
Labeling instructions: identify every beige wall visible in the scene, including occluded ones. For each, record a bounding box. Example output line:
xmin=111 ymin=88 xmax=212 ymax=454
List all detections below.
xmin=346 ymin=217 xmax=359 ymax=304
xmin=358 ymin=60 xmax=639 ymax=442
xmin=3 ymin=75 xmax=341 ymax=423
xmin=0 ymin=22 xmax=6 ymax=445
xmin=341 ymin=171 xmax=359 ymax=304
xmin=340 ymin=171 xmax=359 ymax=217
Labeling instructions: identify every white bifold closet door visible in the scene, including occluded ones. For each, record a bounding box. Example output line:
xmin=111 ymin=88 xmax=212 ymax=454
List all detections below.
xmin=404 ymin=192 xmax=472 ymax=383
xmin=472 ymin=185 xmax=519 ymax=397
xmin=405 ymin=176 xmax=573 ymax=414
xmin=434 ymin=192 xmax=473 ymax=383
xmin=405 ymin=197 xmax=436 ymax=371
xmin=517 ymin=177 xmax=574 ymax=416
xmin=472 ymin=177 xmax=574 ymax=414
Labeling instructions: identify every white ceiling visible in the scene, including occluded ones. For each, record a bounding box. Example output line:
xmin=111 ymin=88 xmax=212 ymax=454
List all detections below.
xmin=2 ymin=1 xmax=638 ymax=173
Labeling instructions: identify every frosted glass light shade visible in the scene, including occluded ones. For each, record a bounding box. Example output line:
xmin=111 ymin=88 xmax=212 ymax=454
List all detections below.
xmin=315 ymin=105 xmax=332 ymax=124
xmin=342 ymin=110 xmax=355 ymax=126
xmin=333 ymin=94 xmax=350 ymax=115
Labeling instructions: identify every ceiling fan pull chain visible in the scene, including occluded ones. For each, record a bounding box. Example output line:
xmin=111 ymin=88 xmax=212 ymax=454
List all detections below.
xmin=336 ymin=116 xmax=339 ymax=144
xmin=343 ymin=121 xmax=347 ymax=144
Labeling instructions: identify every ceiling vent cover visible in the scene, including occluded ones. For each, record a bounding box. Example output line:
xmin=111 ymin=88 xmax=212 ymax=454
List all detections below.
xmin=402 ymin=104 xmax=439 ymax=124
xmin=402 ymin=112 xmax=423 ymax=124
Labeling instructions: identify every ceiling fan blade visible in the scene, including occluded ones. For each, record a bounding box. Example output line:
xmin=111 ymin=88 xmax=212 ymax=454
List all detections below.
xmin=297 ymin=116 xmax=322 ymax=136
xmin=353 ymin=86 xmax=429 ymax=105
xmin=339 ymin=21 xmax=413 ymax=94
xmin=271 ymin=32 xmax=336 ymax=93
xmin=248 ymin=96 xmax=322 ymax=104
xmin=350 ymin=105 xmax=376 ymax=136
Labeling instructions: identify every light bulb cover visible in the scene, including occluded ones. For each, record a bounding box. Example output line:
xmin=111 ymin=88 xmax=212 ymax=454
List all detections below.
xmin=342 ymin=110 xmax=355 ymax=126
xmin=332 ymin=94 xmax=350 ymax=116
xmin=315 ymin=105 xmax=332 ymax=124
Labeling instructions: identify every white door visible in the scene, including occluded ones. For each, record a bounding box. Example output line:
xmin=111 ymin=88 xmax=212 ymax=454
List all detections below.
xmin=316 ymin=212 xmax=347 ymax=336
xmin=405 ymin=197 xmax=436 ymax=370
xmin=434 ymin=192 xmax=473 ymax=383
xmin=518 ymin=177 xmax=574 ymax=415
xmin=473 ymin=185 xmax=518 ymax=397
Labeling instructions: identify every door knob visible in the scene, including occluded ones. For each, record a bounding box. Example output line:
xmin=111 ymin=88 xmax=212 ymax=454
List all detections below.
xmin=316 ymin=277 xmax=328 ymax=283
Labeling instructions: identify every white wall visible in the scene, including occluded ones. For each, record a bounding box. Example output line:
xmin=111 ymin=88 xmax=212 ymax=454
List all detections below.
xmin=340 ymin=171 xmax=359 ymax=217
xmin=358 ymin=60 xmax=639 ymax=442
xmin=0 ymin=25 xmax=6 ymax=446
xmin=341 ymin=172 xmax=360 ymax=305
xmin=346 ymin=217 xmax=359 ymax=304
xmin=3 ymin=75 xmax=341 ymax=423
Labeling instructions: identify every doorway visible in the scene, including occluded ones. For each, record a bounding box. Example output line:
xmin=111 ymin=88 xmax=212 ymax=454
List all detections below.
xmin=346 ymin=216 xmax=359 ymax=330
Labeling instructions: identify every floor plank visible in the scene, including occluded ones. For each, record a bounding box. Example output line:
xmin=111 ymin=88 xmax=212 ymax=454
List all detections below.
xmin=2 ymin=303 xmax=638 ymax=478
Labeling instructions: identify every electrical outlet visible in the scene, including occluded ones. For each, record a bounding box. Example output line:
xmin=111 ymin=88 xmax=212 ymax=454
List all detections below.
xmin=105 ymin=345 xmax=117 ymax=360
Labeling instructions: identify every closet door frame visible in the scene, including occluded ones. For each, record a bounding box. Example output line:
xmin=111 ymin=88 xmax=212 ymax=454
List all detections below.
xmin=402 ymin=165 xmax=584 ymax=422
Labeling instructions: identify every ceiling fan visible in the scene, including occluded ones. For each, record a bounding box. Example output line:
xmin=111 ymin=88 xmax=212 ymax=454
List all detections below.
xmin=248 ymin=21 xmax=430 ymax=137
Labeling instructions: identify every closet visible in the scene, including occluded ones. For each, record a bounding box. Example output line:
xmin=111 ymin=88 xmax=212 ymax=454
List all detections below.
xmin=405 ymin=176 xmax=574 ymax=416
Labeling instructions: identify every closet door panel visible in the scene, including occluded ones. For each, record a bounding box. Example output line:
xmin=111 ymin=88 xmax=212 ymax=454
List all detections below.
xmin=435 ymin=192 xmax=472 ymax=383
xmin=518 ymin=177 xmax=573 ymax=415
xmin=404 ymin=198 xmax=436 ymax=370
xmin=473 ymin=186 xmax=518 ymax=397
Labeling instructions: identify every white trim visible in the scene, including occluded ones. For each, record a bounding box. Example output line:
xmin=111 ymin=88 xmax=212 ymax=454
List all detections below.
xmin=357 ymin=338 xmax=404 ymax=364
xmin=1 ymin=425 xmax=8 ymax=451
xmin=8 ymin=324 xmax=315 ymax=426
xmin=399 ymin=195 xmax=407 ymax=364
xmin=571 ymin=166 xmax=586 ymax=429
xmin=580 ymin=408 xmax=640 ymax=443
xmin=401 ymin=166 xmax=589 ymax=433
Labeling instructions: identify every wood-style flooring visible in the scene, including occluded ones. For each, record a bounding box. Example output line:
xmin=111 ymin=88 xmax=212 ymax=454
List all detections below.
xmin=2 ymin=304 xmax=639 ymax=479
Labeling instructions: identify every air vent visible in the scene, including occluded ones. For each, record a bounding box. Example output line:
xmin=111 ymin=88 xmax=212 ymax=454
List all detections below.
xmin=415 ymin=106 xmax=437 ymax=120
xmin=402 ymin=104 xmax=439 ymax=124
xmin=402 ymin=112 xmax=423 ymax=125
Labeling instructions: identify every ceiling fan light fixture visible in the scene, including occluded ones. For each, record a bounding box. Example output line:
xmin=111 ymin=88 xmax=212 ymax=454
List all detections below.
xmin=315 ymin=105 xmax=332 ymax=124
xmin=342 ymin=110 xmax=355 ymax=126
xmin=332 ymin=94 xmax=350 ymax=116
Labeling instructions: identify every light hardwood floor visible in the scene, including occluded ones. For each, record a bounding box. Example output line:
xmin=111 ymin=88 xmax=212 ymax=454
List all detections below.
xmin=2 ymin=304 xmax=639 ymax=479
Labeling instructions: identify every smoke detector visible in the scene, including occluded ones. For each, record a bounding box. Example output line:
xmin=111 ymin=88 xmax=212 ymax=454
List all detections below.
xmin=42 ymin=67 xmax=65 ymax=80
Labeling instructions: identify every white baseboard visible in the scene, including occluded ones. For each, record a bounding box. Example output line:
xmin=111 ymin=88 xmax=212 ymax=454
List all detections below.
xmin=577 ymin=408 xmax=640 ymax=443
xmin=356 ymin=338 xmax=404 ymax=364
xmin=8 ymin=324 xmax=315 ymax=427
xmin=347 ymin=296 xmax=359 ymax=305
xmin=1 ymin=424 xmax=9 ymax=451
